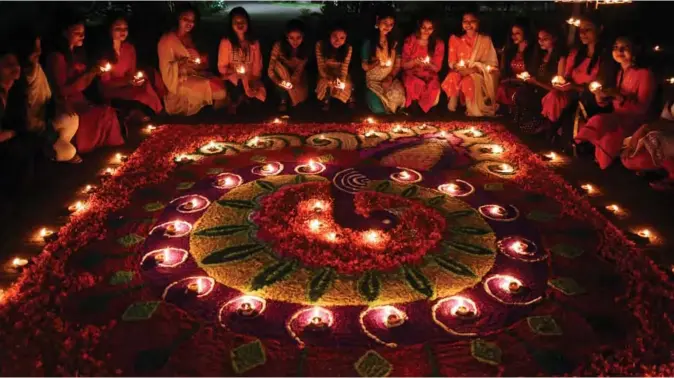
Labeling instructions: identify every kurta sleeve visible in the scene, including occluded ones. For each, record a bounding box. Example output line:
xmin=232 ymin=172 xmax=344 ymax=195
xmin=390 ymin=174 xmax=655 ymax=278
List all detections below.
xmin=217 ymin=38 xmax=232 ymax=77
xmin=431 ymin=39 xmax=444 ymax=72
xmin=158 ymin=34 xmax=180 ymax=94
xmin=252 ymin=41 xmax=263 ymax=79
xmin=619 ymin=69 xmax=656 ymax=115
xmin=267 ymin=41 xmax=282 ymax=85
xmin=361 ymin=40 xmax=371 ymax=61
xmin=563 ymin=50 xmax=577 ymax=79
xmin=402 ymin=36 xmax=413 ymax=66
xmin=316 ymin=41 xmax=328 ymax=79
xmin=46 ymin=52 xmax=85 ymax=98
xmin=482 ymin=36 xmax=498 ymax=68
xmin=448 ymin=35 xmax=459 ymax=69
xmin=340 ymin=45 xmax=352 ymax=81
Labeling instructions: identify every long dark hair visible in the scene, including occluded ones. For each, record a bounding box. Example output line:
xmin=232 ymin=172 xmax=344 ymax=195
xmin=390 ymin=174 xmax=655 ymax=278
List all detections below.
xmin=280 ymin=19 xmax=308 ymax=60
xmin=502 ymin=18 xmax=533 ymax=78
xmin=54 ymin=13 xmax=87 ymax=64
xmin=367 ymin=7 xmax=397 ymax=61
xmin=571 ymin=12 xmax=605 ymax=75
xmin=415 ymin=15 xmax=438 ymax=57
xmin=530 ymin=24 xmax=566 ymax=81
xmin=11 ymin=27 xmax=40 ymax=68
xmin=101 ymin=12 xmax=129 ymax=64
xmin=226 ymin=7 xmax=256 ymax=50
xmin=321 ymin=23 xmax=349 ymax=62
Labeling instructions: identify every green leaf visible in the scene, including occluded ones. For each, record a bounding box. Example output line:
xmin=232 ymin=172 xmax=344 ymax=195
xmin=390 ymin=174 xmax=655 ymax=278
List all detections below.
xmin=484 ymin=183 xmax=504 ymax=191
xmin=231 ymin=339 xmax=267 ymax=374
xmin=357 ymin=271 xmax=381 ymax=302
xmin=176 ymin=181 xmax=195 ymax=190
xmin=109 ymin=270 xmax=134 ymax=285
xmin=451 ymin=227 xmax=493 ymax=236
xmin=444 ymin=210 xmax=476 ymax=219
xmin=117 ymin=233 xmax=145 ymax=248
xmin=207 ymin=167 xmax=224 ymax=175
xmin=374 ymin=180 xmax=391 ymax=193
xmin=143 ymin=202 xmax=165 ymax=212
xmin=434 ymin=255 xmax=476 ymax=277
xmin=122 ymin=301 xmax=161 ymax=321
xmin=202 ymin=243 xmax=265 ymax=264
xmin=550 ymin=244 xmax=584 ymax=259
xmin=443 ymin=240 xmax=495 ymax=256
xmin=401 ymin=185 xmax=419 ymax=198
xmin=471 ymin=339 xmax=502 ymax=366
xmin=294 ymin=174 xmax=307 ymax=184
xmin=548 ymin=277 xmax=586 ymax=295
xmin=527 ymin=316 xmax=563 ymax=336
xmin=526 ymin=210 xmax=557 ymax=222
xmin=216 ymin=199 xmax=257 ymax=209
xmin=256 ymin=180 xmax=276 ymax=192
xmin=250 ymin=155 xmax=267 ymax=163
xmin=194 ymin=224 xmax=250 ymax=237
xmin=401 ymin=264 xmax=433 ymax=297
xmin=251 ymin=260 xmax=298 ymax=290
xmin=308 ymin=268 xmax=336 ymax=302
xmin=427 ymin=195 xmax=446 ymax=207
xmin=354 ymin=350 xmax=392 ymax=378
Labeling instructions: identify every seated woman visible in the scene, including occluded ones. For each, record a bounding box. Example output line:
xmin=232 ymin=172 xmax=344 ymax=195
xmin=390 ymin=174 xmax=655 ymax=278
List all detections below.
xmin=218 ymin=7 xmax=266 ymax=114
xmin=540 ymin=13 xmax=614 ymax=144
xmin=267 ymin=19 xmax=309 ymax=113
xmin=158 ymin=4 xmax=226 ymax=116
xmin=575 ymin=36 xmax=656 ymax=169
xmin=46 ymin=16 xmax=124 ymax=154
xmin=513 ymin=25 xmax=567 ymax=134
xmin=8 ymin=30 xmax=79 ymax=163
xmin=315 ymin=23 xmax=354 ymax=111
xmin=622 ymin=101 xmax=674 ymax=190
xmin=442 ymin=10 xmax=499 ymax=117
xmin=0 ymin=46 xmax=40 ymax=197
xmin=496 ymin=19 xmax=533 ymax=113
xmin=401 ymin=16 xmax=444 ymax=114
xmin=361 ymin=8 xmax=405 ymax=115
xmin=99 ymin=14 xmax=163 ymax=116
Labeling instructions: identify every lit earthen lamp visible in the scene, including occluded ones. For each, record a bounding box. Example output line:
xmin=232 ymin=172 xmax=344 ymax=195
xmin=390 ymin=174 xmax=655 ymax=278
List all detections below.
xmin=183 ymin=198 xmax=199 ymax=211
xmin=453 ymin=304 xmax=475 ymax=318
xmin=237 ymin=300 xmax=258 ymax=317
xmin=384 ymin=308 xmax=405 ymax=328
xmin=306 ymin=313 xmax=329 ymax=332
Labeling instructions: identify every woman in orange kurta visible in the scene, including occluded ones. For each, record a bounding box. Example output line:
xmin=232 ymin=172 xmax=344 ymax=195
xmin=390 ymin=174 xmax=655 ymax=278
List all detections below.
xmin=99 ymin=15 xmax=163 ymax=115
xmin=46 ymin=17 xmax=124 ymax=154
xmin=218 ymin=7 xmax=266 ymax=115
xmin=442 ymin=11 xmax=499 ymax=117
xmin=401 ymin=17 xmax=444 ymax=113
xmin=576 ymin=36 xmax=656 ymax=169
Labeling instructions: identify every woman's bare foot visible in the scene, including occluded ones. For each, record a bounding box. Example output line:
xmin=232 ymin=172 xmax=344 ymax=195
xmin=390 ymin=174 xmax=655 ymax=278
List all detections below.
xmin=65 ymin=154 xmax=83 ymax=164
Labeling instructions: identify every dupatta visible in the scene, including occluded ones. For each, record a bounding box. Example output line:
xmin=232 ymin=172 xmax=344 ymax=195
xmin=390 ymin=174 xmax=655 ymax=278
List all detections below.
xmin=465 ymin=34 xmax=499 ymax=117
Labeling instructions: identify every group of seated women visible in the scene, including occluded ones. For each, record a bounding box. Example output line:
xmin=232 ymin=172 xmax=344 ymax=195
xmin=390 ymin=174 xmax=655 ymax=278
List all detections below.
xmin=1 ymin=5 xmax=672 ymax=196
xmin=496 ymin=12 xmax=673 ymax=190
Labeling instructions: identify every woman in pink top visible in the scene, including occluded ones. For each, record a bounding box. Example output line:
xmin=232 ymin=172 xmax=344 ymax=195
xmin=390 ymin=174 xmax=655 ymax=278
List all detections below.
xmin=218 ymin=7 xmax=266 ymax=115
xmin=46 ymin=16 xmax=124 ymax=154
xmin=496 ymin=19 xmax=533 ymax=111
xmin=99 ymin=14 xmax=163 ymax=115
xmin=401 ymin=16 xmax=444 ymax=114
xmin=576 ymin=36 xmax=656 ymax=169
xmin=442 ymin=11 xmax=499 ymax=117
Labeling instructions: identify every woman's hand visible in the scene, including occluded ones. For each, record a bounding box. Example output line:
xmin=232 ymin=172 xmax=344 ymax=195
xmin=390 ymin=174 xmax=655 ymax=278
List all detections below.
xmin=0 ymin=130 xmax=16 ymax=143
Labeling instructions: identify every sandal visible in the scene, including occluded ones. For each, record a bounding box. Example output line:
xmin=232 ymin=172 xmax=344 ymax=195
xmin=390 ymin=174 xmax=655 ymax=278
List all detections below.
xmin=65 ymin=154 xmax=83 ymax=164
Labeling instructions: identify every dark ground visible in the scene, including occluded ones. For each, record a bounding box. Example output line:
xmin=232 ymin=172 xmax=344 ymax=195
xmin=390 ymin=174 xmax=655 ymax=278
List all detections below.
xmin=1 ymin=1 xmax=673 ymax=291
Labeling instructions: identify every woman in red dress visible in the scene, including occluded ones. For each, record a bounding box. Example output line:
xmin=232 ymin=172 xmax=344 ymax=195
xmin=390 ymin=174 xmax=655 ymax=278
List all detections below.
xmin=99 ymin=14 xmax=163 ymax=115
xmin=401 ymin=16 xmax=444 ymax=114
xmin=621 ymin=101 xmax=674 ymax=190
xmin=46 ymin=16 xmax=124 ymax=154
xmin=496 ymin=19 xmax=533 ymax=112
xmin=575 ymin=36 xmax=656 ymax=169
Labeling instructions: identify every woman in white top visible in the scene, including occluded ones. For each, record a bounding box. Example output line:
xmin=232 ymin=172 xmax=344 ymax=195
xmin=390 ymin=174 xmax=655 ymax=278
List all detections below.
xmin=158 ymin=4 xmax=227 ymax=116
